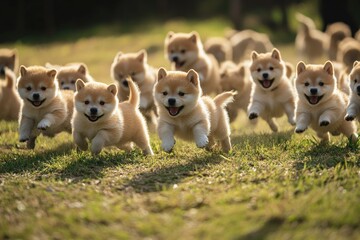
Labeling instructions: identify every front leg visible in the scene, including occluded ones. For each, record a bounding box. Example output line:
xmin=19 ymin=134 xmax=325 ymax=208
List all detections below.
xmin=247 ymin=99 xmax=265 ymax=120
xmin=37 ymin=110 xmax=66 ymax=130
xmin=91 ymin=130 xmax=113 ymax=155
xmin=192 ymin=120 xmax=210 ymax=148
xmin=19 ymin=115 xmax=35 ymax=142
xmin=319 ymin=109 xmax=338 ymax=127
xmin=295 ymin=111 xmax=311 ymax=133
xmin=345 ymin=102 xmax=359 ymax=121
xmin=73 ymin=131 xmax=88 ymax=151
xmin=284 ymin=101 xmax=296 ymax=125
xmin=158 ymin=121 xmax=175 ymax=152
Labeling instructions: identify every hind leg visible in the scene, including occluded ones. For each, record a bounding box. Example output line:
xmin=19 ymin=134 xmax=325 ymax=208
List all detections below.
xmin=317 ymin=131 xmax=330 ymax=143
xmin=339 ymin=121 xmax=358 ymax=143
xmin=133 ymin=131 xmax=153 ymax=156
xmin=266 ymin=118 xmax=278 ymax=132
xmin=220 ymin=136 xmax=232 ymax=153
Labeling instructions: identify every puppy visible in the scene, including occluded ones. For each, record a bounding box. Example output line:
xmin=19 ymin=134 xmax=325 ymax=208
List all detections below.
xmin=295 ymin=61 xmax=357 ymax=142
xmin=204 ymin=37 xmax=233 ymax=64
xmin=345 ymin=61 xmax=360 ymax=121
xmin=164 ymin=31 xmax=221 ymax=95
xmin=325 ymin=22 xmax=351 ymax=61
xmin=110 ymin=49 xmax=157 ymax=130
xmin=248 ymin=48 xmax=296 ymax=132
xmin=0 ymin=67 xmax=21 ymax=121
xmin=45 ymin=62 xmax=94 ymax=91
xmin=337 ymin=37 xmax=360 ymax=71
xmin=219 ymin=60 xmax=253 ymax=122
xmin=17 ymin=65 xmax=74 ymax=149
xmin=0 ymin=48 xmax=18 ymax=78
xmin=72 ymin=79 xmax=153 ymax=155
xmin=154 ymin=68 xmax=236 ymax=153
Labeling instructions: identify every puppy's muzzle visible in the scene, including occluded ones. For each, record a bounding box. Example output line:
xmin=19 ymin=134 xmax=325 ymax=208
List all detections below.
xmin=165 ymin=98 xmax=184 ymax=116
xmin=84 ymin=107 xmax=104 ymax=122
xmin=27 ymin=93 xmax=46 ymax=107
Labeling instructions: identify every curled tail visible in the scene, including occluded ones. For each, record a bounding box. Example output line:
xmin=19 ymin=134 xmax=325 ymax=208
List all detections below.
xmin=127 ymin=79 xmax=140 ymax=108
xmin=5 ymin=67 xmax=16 ymax=88
xmin=214 ymin=90 xmax=237 ymax=108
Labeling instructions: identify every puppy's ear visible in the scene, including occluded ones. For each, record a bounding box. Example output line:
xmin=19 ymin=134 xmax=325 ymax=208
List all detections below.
xmin=189 ymin=31 xmax=199 ymax=44
xmin=237 ymin=65 xmax=245 ymax=77
xmin=271 ymin=48 xmax=282 ymax=61
xmin=107 ymin=84 xmax=118 ymax=96
xmin=285 ymin=62 xmax=294 ymax=78
xmin=296 ymin=61 xmax=306 ymax=75
xmin=45 ymin=62 xmax=54 ymax=68
xmin=114 ymin=51 xmax=123 ymax=62
xmin=187 ymin=69 xmax=199 ymax=86
xmin=323 ymin=61 xmax=334 ymax=76
xmin=47 ymin=69 xmax=57 ymax=79
xmin=77 ymin=64 xmax=87 ymax=75
xmin=157 ymin=67 xmax=167 ymax=81
xmin=11 ymin=49 xmax=17 ymax=62
xmin=4 ymin=67 xmax=15 ymax=88
xmin=353 ymin=61 xmax=359 ymax=68
xmin=136 ymin=49 xmax=147 ymax=63
xmin=76 ymin=79 xmax=85 ymax=92
xmin=251 ymin=51 xmax=259 ymax=61
xmin=20 ymin=65 xmax=27 ymax=77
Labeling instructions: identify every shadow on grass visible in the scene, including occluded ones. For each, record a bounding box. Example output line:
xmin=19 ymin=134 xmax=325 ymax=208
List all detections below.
xmin=125 ymin=153 xmax=223 ymax=193
xmin=236 ymin=216 xmax=285 ymax=240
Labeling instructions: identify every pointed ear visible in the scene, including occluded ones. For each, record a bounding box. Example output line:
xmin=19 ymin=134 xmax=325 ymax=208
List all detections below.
xmin=323 ymin=61 xmax=334 ymax=76
xmin=20 ymin=65 xmax=27 ymax=77
xmin=167 ymin=31 xmax=174 ymax=39
xmin=157 ymin=67 xmax=167 ymax=81
xmin=11 ymin=49 xmax=17 ymax=61
xmin=271 ymin=48 xmax=281 ymax=61
xmin=76 ymin=79 xmax=85 ymax=91
xmin=77 ymin=64 xmax=87 ymax=75
xmin=47 ymin=69 xmax=57 ymax=79
xmin=187 ymin=69 xmax=199 ymax=86
xmin=296 ymin=61 xmax=306 ymax=75
xmin=114 ymin=51 xmax=123 ymax=62
xmin=251 ymin=51 xmax=259 ymax=61
xmin=353 ymin=61 xmax=359 ymax=68
xmin=285 ymin=62 xmax=294 ymax=78
xmin=4 ymin=67 xmax=15 ymax=88
xmin=136 ymin=49 xmax=147 ymax=63
xmin=189 ymin=31 xmax=199 ymax=44
xmin=107 ymin=84 xmax=118 ymax=96
xmin=238 ymin=65 xmax=245 ymax=77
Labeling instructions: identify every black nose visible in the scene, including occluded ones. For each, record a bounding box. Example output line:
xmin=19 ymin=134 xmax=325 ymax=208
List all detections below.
xmin=172 ymin=56 xmax=179 ymax=62
xmin=63 ymin=87 xmax=70 ymax=90
xmin=357 ymin=85 xmax=360 ymax=92
xmin=90 ymin=108 xmax=98 ymax=115
xmin=168 ymin=98 xmax=176 ymax=106
xmin=33 ymin=93 xmax=40 ymax=100
xmin=262 ymin=73 xmax=269 ymax=79
xmin=122 ymin=80 xmax=129 ymax=87
xmin=310 ymin=88 xmax=318 ymax=95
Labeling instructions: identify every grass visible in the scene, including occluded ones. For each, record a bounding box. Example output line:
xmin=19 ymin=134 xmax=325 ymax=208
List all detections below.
xmin=1 ymin=17 xmax=360 ymax=239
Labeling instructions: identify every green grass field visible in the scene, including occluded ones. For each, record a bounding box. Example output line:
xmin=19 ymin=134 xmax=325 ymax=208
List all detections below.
xmin=1 ymin=18 xmax=360 ymax=240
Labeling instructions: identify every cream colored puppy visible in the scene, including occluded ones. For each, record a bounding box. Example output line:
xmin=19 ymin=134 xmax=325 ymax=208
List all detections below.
xmin=17 ymin=65 xmax=74 ymax=149
xmin=248 ymin=48 xmax=296 ymax=132
xmin=154 ymin=68 xmax=236 ymax=153
xmin=295 ymin=61 xmax=357 ymax=142
xmin=345 ymin=61 xmax=360 ymax=121
xmin=72 ymin=79 xmax=153 ymax=155
xmin=0 ymin=67 xmax=21 ymax=121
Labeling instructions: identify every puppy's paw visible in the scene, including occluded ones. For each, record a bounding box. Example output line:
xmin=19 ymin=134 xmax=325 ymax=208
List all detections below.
xmin=320 ymin=120 xmax=329 ymax=127
xmin=196 ymin=134 xmax=208 ymax=148
xmin=345 ymin=114 xmax=355 ymax=121
xmin=19 ymin=136 xmax=29 ymax=142
xmin=295 ymin=127 xmax=306 ymax=133
xmin=249 ymin=112 xmax=258 ymax=120
xmin=288 ymin=118 xmax=296 ymax=126
xmin=162 ymin=140 xmax=175 ymax=153
xmin=37 ymin=119 xmax=51 ymax=130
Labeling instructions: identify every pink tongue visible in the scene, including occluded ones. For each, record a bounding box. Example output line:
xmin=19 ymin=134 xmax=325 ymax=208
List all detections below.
xmin=263 ymin=80 xmax=271 ymax=88
xmin=310 ymin=96 xmax=318 ymax=104
xmin=169 ymin=107 xmax=179 ymax=116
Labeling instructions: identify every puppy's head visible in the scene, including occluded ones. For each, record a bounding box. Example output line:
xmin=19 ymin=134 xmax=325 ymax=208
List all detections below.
xmin=295 ymin=61 xmax=336 ymax=106
xmin=220 ymin=61 xmax=248 ymax=92
xmin=111 ymin=50 xmax=148 ymax=90
xmin=17 ymin=65 xmax=58 ymax=108
xmin=74 ymin=80 xmax=118 ymax=123
xmin=154 ymin=68 xmax=201 ymax=117
xmin=0 ymin=49 xmax=18 ymax=78
xmin=349 ymin=61 xmax=360 ymax=96
xmin=164 ymin=31 xmax=202 ymax=69
xmin=250 ymin=48 xmax=285 ymax=91
xmin=55 ymin=64 xmax=88 ymax=91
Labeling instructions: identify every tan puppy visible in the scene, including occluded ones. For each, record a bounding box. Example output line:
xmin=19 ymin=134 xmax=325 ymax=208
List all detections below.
xmin=154 ymin=68 xmax=236 ymax=153
xmin=295 ymin=61 xmax=357 ymax=142
xmin=355 ymin=29 xmax=360 ymax=42
xmin=72 ymin=79 xmax=153 ymax=155
xmin=325 ymin=22 xmax=352 ymax=61
xmin=345 ymin=61 xmax=360 ymax=121
xmin=45 ymin=62 xmax=94 ymax=91
xmin=110 ymin=49 xmax=157 ymax=130
xmin=0 ymin=67 xmax=21 ymax=120
xmin=0 ymin=48 xmax=18 ymax=78
xmin=204 ymin=37 xmax=233 ymax=64
xmin=164 ymin=31 xmax=221 ymax=95
xmin=248 ymin=49 xmax=296 ymax=132
xmin=219 ymin=60 xmax=252 ymax=122
xmin=337 ymin=37 xmax=360 ymax=71
xmin=17 ymin=65 xmax=74 ymax=149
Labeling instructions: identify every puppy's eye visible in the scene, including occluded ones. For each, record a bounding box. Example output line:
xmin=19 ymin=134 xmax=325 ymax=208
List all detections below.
xmin=162 ymin=91 xmax=168 ymax=96
xmin=305 ymin=82 xmax=309 ymax=86
xmin=170 ymin=50 xmax=175 ymax=54
xmin=131 ymin=72 xmax=136 ymax=76
xmin=180 ymin=49 xmax=186 ymax=54
xmin=85 ymin=100 xmax=90 ymax=105
xmin=319 ymin=82 xmax=324 ymax=86
xmin=179 ymin=91 xmax=185 ymax=96
xmin=61 ymin=81 xmax=65 ymax=85
xmin=269 ymin=66 xmax=274 ymax=70
xmin=99 ymin=101 xmax=105 ymax=106
xmin=26 ymin=86 xmax=32 ymax=91
xmin=41 ymin=86 xmax=46 ymax=91
xmin=354 ymin=79 xmax=358 ymax=83
xmin=71 ymin=80 xmax=76 ymax=84
xmin=257 ymin=68 xmax=261 ymax=72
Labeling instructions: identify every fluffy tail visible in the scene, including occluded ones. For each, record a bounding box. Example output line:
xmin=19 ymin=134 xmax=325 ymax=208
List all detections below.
xmin=4 ymin=67 xmax=16 ymax=88
xmin=127 ymin=79 xmax=140 ymax=108
xmin=213 ymin=90 xmax=237 ymax=108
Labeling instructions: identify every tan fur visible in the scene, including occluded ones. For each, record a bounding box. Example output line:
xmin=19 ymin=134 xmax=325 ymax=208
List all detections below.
xmin=45 ymin=62 xmax=94 ymax=91
xmin=164 ymin=31 xmax=221 ymax=95
xmin=337 ymin=37 xmax=360 ymax=70
xmin=345 ymin=61 xmax=360 ymax=122
xmin=228 ymin=29 xmax=274 ymax=63
xmin=204 ymin=37 xmax=233 ymax=64
xmin=332 ymin=61 xmax=350 ymax=95
xmin=248 ymin=49 xmax=296 ymax=132
xmin=0 ymin=68 xmax=21 ymax=120
xmin=154 ymin=68 xmax=235 ymax=153
xmin=0 ymin=48 xmax=18 ymax=77
xmin=72 ymin=79 xmax=153 ymax=155
xmin=325 ymin=22 xmax=352 ymax=61
xmin=17 ymin=65 xmax=74 ymax=149
xmin=110 ymin=49 xmax=158 ymax=130
xmin=295 ymin=61 xmax=357 ymax=142
xmin=355 ymin=29 xmax=360 ymax=42
xmin=295 ymin=13 xmax=329 ymax=62
xmin=219 ymin=60 xmax=253 ymax=122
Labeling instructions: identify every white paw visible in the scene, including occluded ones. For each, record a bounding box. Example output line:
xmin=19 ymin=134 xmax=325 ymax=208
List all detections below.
xmin=162 ymin=140 xmax=175 ymax=152
xmin=195 ymin=134 xmax=208 ymax=148
xmin=19 ymin=134 xmax=29 ymax=142
xmin=37 ymin=119 xmax=51 ymax=130
xmin=289 ymin=117 xmax=296 ymax=126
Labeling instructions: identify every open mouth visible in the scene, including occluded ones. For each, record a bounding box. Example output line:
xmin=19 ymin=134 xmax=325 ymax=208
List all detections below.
xmin=166 ymin=106 xmax=184 ymax=116
xmin=174 ymin=60 xmax=186 ymax=68
xmin=27 ymin=98 xmax=46 ymax=107
xmin=258 ymin=78 xmax=275 ymax=89
xmin=84 ymin=114 xmax=104 ymax=122
xmin=305 ymin=94 xmax=324 ymax=105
